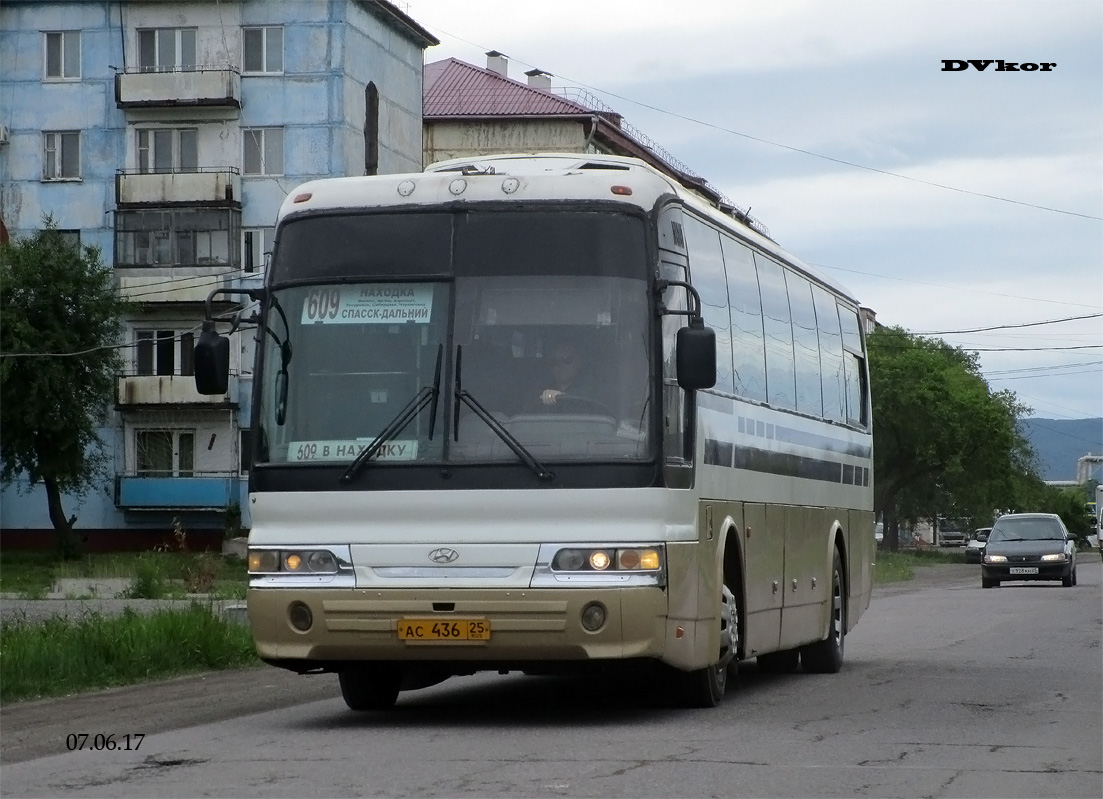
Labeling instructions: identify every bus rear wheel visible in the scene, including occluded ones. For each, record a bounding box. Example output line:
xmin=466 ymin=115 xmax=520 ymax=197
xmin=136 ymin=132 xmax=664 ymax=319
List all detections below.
xmin=800 ymin=548 xmax=846 ymax=674
xmin=338 ymin=663 xmax=402 ymax=711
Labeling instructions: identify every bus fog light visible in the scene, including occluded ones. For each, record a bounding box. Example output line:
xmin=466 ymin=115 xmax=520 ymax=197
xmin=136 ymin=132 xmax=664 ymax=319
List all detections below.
xmin=580 ymin=602 xmax=607 ymax=632
xmin=288 ymin=601 xmax=313 ymax=632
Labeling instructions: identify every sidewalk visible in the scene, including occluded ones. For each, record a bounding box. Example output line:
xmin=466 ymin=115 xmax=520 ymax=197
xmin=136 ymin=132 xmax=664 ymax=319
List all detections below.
xmin=0 ymin=576 xmax=246 ymax=625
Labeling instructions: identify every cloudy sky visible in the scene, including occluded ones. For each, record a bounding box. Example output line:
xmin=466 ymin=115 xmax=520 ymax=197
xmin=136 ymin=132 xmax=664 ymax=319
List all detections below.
xmin=405 ymin=0 xmax=1102 ymax=423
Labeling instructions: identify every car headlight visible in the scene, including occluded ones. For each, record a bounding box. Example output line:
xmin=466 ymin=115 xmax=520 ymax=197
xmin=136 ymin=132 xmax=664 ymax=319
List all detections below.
xmin=984 ymin=554 xmax=1007 ymax=563
xmin=1041 ymin=553 xmax=1068 ymax=562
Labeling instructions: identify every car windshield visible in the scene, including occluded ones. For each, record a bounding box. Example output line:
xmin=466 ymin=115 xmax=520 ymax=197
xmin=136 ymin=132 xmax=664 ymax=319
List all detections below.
xmin=988 ymin=519 xmax=1064 ymax=542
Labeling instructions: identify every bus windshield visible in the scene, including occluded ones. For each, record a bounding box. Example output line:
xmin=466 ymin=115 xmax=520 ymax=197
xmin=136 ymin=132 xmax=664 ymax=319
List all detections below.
xmin=255 ymin=210 xmax=653 ymax=468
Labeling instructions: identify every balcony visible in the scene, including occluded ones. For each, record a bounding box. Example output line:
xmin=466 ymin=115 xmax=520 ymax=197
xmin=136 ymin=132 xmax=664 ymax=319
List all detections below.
xmin=116 ymin=167 xmax=240 ymax=207
xmin=117 ymin=373 xmax=239 ymax=407
xmin=115 ymin=67 xmax=241 ymax=113
xmin=116 ymin=271 xmax=235 ymax=304
xmin=116 ymin=474 xmax=237 ymax=511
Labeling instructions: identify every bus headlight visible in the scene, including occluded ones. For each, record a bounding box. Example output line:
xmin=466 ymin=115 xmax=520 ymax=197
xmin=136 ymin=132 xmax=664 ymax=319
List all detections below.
xmin=552 ymin=547 xmax=663 ymax=572
xmin=249 ymin=548 xmax=341 ymax=575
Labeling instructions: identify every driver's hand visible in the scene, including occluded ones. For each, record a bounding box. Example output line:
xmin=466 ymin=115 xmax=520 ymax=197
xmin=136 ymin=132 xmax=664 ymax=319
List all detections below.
xmin=541 ymin=389 xmax=563 ymax=405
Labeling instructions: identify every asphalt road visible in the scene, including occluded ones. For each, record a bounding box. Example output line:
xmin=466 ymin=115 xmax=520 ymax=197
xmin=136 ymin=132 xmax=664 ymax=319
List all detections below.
xmin=2 ymin=557 xmax=1100 ymax=797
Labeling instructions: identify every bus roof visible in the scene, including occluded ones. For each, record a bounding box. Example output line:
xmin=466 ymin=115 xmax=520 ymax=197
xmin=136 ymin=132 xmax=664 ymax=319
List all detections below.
xmin=277 ymin=153 xmax=858 ymax=303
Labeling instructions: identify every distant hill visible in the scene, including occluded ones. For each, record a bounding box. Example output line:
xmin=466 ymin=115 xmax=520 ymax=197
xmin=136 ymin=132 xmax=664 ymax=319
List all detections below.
xmin=1020 ymin=418 xmax=1103 ymax=481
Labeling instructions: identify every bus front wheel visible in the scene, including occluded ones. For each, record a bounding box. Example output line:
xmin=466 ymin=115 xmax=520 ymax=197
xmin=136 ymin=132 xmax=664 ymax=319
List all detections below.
xmin=679 ymin=580 xmax=738 ymax=708
xmin=338 ymin=663 xmax=402 ymax=711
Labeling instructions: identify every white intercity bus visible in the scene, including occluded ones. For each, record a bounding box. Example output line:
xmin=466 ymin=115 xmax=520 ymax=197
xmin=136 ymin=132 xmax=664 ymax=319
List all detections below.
xmin=195 ymin=153 xmax=875 ymax=710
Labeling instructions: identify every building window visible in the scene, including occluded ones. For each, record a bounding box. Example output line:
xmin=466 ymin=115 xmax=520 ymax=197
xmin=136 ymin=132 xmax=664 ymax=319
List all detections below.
xmin=43 ymin=131 xmax=80 ymax=180
xmin=137 ymin=28 xmax=197 ymax=72
xmin=115 ymin=208 xmax=240 ymax=268
xmin=243 ymin=26 xmax=282 ymax=73
xmin=137 ymin=129 xmax=198 ymax=173
xmin=135 ymin=329 xmax=195 ymax=376
xmin=45 ymin=31 xmax=81 ymax=79
xmin=137 ymin=430 xmax=195 ymax=477
xmin=57 ymin=230 xmax=82 ymax=249
xmin=242 ymin=228 xmax=273 ymax=273
xmin=240 ymin=429 xmax=252 ymax=473
xmin=365 ymin=82 xmax=379 ymax=175
xmin=243 ymin=128 xmax=283 ymax=176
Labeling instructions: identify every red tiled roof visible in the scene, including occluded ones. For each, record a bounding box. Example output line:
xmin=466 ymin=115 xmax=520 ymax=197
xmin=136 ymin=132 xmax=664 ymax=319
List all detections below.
xmin=424 ymin=58 xmax=591 ymax=118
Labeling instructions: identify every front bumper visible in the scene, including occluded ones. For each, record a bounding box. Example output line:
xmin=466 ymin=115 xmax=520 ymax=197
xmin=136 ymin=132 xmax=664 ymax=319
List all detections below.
xmin=981 ymin=562 xmax=1072 ymax=581
xmin=247 ymin=585 xmax=681 ymax=668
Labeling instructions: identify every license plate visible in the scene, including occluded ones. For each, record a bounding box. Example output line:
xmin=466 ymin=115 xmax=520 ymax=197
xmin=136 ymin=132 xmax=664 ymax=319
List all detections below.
xmin=397 ymin=618 xmax=490 ymax=641
xmin=1009 ymin=567 xmax=1039 ymax=575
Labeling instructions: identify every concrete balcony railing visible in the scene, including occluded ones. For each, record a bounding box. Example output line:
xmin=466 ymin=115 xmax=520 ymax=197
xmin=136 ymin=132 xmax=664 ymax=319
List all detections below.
xmin=115 ymin=66 xmax=241 ymax=112
xmin=116 ymin=373 xmax=239 ymax=407
xmin=116 ymin=167 xmax=240 ymax=207
xmin=116 ymin=268 xmax=234 ymax=303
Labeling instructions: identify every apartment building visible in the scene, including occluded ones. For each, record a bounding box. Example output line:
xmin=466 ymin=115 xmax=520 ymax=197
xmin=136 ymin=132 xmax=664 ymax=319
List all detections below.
xmin=0 ymin=0 xmax=437 ymax=545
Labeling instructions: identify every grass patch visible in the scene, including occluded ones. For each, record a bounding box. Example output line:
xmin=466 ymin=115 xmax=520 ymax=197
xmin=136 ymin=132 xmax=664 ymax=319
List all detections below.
xmin=0 ymin=551 xmax=56 ymax=598
xmin=875 ymin=547 xmax=967 ymax=583
xmin=0 ymin=604 xmax=259 ymax=703
xmin=0 ymin=550 xmax=247 ymax=599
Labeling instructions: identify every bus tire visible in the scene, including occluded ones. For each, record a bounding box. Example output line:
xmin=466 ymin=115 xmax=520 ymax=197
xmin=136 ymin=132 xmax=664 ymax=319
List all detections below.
xmin=679 ymin=577 xmax=738 ymax=707
xmin=338 ymin=664 xmax=402 ymax=711
xmin=800 ymin=547 xmax=846 ymax=674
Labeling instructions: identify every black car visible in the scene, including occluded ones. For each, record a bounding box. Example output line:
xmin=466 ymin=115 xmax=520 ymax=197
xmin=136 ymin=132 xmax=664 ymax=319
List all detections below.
xmin=981 ymin=513 xmax=1077 ymax=589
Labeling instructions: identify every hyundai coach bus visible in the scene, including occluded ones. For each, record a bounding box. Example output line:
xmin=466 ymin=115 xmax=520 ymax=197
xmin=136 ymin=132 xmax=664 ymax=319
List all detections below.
xmin=194 ymin=153 xmax=875 ymax=710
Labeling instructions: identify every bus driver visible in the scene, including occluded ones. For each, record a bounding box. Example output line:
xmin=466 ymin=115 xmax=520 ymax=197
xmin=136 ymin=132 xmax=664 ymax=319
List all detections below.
xmin=538 ymin=342 xmax=591 ymax=406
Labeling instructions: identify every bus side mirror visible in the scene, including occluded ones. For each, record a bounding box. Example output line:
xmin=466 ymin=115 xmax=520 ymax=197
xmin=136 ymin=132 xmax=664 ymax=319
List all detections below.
xmin=194 ymin=323 xmax=230 ymax=395
xmin=676 ymin=321 xmax=716 ymax=390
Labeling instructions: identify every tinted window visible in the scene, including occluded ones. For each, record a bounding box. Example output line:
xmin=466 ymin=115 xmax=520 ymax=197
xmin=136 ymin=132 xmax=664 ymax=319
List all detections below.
xmin=274 ymin=213 xmax=453 ymax=282
xmin=274 ymin=211 xmax=648 ymax=283
xmin=721 ymin=237 xmax=766 ymax=402
xmin=684 ymin=217 xmax=734 ymax=394
xmin=839 ymin=305 xmax=866 ymax=426
xmin=812 ymin=285 xmax=845 ymax=423
xmin=755 ymin=255 xmax=796 ymax=410
xmin=454 ymin=212 xmax=647 ymax=278
xmin=786 ymin=271 xmax=822 ymax=417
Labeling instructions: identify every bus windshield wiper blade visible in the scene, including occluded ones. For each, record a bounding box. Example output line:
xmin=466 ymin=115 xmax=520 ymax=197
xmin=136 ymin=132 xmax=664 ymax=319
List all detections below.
xmin=452 ymin=345 xmax=554 ymax=481
xmin=340 ymin=345 xmax=443 ymax=483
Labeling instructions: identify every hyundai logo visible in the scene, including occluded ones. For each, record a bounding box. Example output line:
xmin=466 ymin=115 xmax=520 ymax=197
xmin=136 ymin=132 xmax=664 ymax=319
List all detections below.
xmin=428 ymin=547 xmax=459 ymax=564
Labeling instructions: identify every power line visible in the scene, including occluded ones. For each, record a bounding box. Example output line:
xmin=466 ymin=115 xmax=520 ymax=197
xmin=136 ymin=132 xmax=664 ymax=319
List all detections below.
xmin=423 ymin=26 xmax=1103 ymax=222
xmin=986 ymin=360 xmax=1103 ymax=376
xmin=924 ymin=312 xmax=1103 ymax=335
xmin=815 ymin=262 xmax=1103 ymax=310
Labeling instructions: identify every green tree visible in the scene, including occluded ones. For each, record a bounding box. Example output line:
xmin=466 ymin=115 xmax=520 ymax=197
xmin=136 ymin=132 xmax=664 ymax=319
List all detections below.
xmin=868 ymin=326 xmax=1037 ymax=550
xmin=0 ymin=218 xmax=129 ymax=558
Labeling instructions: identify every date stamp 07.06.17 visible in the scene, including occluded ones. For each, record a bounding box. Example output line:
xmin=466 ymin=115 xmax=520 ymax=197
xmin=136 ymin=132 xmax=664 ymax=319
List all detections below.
xmin=65 ymin=733 xmax=145 ymax=752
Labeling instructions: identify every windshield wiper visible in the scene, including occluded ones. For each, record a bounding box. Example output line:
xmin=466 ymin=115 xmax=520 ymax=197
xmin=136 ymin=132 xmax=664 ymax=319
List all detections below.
xmin=340 ymin=345 xmax=443 ymax=483
xmin=453 ymin=344 xmax=554 ymax=481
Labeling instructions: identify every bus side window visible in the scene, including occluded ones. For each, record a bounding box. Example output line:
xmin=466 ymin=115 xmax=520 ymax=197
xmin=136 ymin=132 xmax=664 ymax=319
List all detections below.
xmin=838 ymin=305 xmax=868 ymax=428
xmin=660 ymin=259 xmax=690 ymax=464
